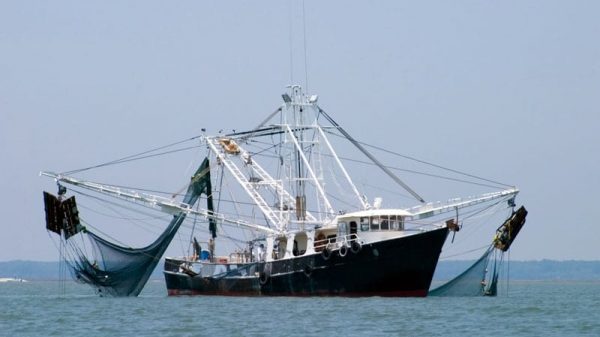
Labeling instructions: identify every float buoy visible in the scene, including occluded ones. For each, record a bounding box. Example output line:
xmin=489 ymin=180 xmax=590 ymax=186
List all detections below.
xmin=259 ymin=271 xmax=270 ymax=285
xmin=321 ymin=245 xmax=332 ymax=260
xmin=351 ymin=241 xmax=362 ymax=254
xmin=304 ymin=265 xmax=313 ymax=277
xmin=339 ymin=244 xmax=348 ymax=257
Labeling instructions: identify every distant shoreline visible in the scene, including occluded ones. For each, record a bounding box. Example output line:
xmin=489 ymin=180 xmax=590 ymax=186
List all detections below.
xmin=2 ymin=260 xmax=600 ymax=281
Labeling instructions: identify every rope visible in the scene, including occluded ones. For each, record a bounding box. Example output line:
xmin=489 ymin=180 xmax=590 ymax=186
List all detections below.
xmin=440 ymin=244 xmax=491 ymax=260
xmin=507 ymin=249 xmax=511 ymax=297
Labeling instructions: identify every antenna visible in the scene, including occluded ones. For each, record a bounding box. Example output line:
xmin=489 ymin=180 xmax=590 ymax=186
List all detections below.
xmin=288 ymin=1 xmax=294 ymax=84
xmin=288 ymin=0 xmax=310 ymax=89
xmin=302 ymin=0 xmax=309 ymax=91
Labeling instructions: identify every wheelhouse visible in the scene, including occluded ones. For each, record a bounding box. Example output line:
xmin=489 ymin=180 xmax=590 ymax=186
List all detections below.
xmin=338 ymin=209 xmax=411 ymax=233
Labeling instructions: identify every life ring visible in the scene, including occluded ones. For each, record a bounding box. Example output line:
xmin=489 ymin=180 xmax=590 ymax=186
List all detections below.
xmin=259 ymin=271 xmax=270 ymax=285
xmin=303 ymin=265 xmax=313 ymax=277
xmin=321 ymin=246 xmax=332 ymax=260
xmin=339 ymin=244 xmax=348 ymax=257
xmin=350 ymin=241 xmax=362 ymax=254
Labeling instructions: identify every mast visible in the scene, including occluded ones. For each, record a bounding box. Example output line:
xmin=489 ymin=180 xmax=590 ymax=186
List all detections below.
xmin=281 ymin=85 xmax=338 ymax=221
xmin=288 ymin=85 xmax=308 ymax=220
xmin=213 ymin=85 xmax=367 ymax=230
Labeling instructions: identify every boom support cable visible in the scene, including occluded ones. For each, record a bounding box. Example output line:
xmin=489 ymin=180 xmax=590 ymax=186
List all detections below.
xmin=63 ymin=136 xmax=203 ymax=175
xmin=323 ymin=129 xmax=512 ymax=189
xmin=316 ymin=105 xmax=426 ymax=203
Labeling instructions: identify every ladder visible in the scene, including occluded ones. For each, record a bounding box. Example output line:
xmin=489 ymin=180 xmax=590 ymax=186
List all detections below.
xmin=239 ymin=151 xmax=317 ymax=223
xmin=207 ymin=138 xmax=284 ymax=229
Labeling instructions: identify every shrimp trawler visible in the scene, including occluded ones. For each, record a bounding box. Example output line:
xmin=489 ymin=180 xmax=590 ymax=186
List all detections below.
xmin=42 ymin=85 xmax=525 ymax=297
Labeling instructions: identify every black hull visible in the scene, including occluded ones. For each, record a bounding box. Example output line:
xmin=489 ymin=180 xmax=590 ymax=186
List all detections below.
xmin=164 ymin=227 xmax=448 ymax=297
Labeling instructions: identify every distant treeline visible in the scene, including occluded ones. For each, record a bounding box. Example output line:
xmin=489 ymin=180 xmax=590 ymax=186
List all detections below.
xmin=2 ymin=260 xmax=600 ymax=281
xmin=433 ymin=260 xmax=600 ymax=281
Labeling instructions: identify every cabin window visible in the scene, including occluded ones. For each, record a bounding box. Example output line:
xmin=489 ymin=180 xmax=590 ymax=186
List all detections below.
xmin=350 ymin=221 xmax=357 ymax=234
xmin=349 ymin=221 xmax=358 ymax=240
xmin=390 ymin=216 xmax=404 ymax=230
xmin=380 ymin=216 xmax=389 ymax=230
xmin=274 ymin=237 xmax=287 ymax=260
xmin=360 ymin=217 xmax=369 ymax=231
xmin=390 ymin=215 xmax=399 ymax=230
xmin=370 ymin=216 xmax=380 ymax=230
xmin=337 ymin=222 xmax=348 ymax=239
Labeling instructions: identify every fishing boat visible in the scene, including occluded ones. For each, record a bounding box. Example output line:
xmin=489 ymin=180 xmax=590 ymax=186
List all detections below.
xmin=42 ymin=85 xmax=525 ymax=297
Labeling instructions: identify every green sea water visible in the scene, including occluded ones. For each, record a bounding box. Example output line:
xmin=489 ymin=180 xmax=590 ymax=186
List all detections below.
xmin=1 ymin=280 xmax=599 ymax=337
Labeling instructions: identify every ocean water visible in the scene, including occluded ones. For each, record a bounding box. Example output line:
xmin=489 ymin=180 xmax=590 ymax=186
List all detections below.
xmin=1 ymin=280 xmax=599 ymax=337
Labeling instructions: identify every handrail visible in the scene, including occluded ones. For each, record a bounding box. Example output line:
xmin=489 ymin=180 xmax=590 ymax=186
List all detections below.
xmin=314 ymin=233 xmax=359 ymax=252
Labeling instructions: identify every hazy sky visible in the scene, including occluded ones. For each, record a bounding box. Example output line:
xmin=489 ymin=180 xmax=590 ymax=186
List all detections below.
xmin=1 ymin=1 xmax=599 ymax=261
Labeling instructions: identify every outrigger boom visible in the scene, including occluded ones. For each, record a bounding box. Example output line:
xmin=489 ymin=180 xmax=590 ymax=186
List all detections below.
xmin=39 ymin=171 xmax=278 ymax=235
xmin=40 ymin=170 xmax=518 ymax=231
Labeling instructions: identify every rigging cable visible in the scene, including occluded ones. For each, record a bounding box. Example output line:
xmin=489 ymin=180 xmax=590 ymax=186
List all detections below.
xmin=237 ymin=131 xmax=507 ymax=190
xmin=63 ymin=136 xmax=203 ymax=175
xmin=68 ymin=187 xmax=170 ymax=235
xmin=440 ymin=244 xmax=491 ymax=260
xmin=361 ymin=139 xmax=511 ymax=188
xmin=323 ymin=129 xmax=512 ymax=189
xmin=507 ymin=248 xmax=511 ymax=297
xmin=185 ymin=200 xmax=202 ymax=259
xmin=317 ymin=106 xmax=425 ymax=203
xmin=59 ymin=235 xmax=66 ymax=295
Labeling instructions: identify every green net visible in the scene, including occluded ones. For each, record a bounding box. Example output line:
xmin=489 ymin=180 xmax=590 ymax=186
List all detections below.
xmin=429 ymin=246 xmax=493 ymax=297
xmin=45 ymin=158 xmax=213 ymax=297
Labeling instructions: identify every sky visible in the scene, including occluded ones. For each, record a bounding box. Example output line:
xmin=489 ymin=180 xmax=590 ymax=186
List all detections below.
xmin=1 ymin=1 xmax=599 ymax=261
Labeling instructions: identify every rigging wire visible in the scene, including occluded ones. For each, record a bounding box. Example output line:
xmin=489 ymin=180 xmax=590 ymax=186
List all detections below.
xmin=58 ymin=130 xmax=516 ymax=230
xmin=77 ymin=202 xmax=171 ymax=222
xmin=68 ymin=187 xmax=169 ymax=235
xmin=63 ymin=136 xmax=203 ymax=175
xmin=59 ymin=236 xmax=66 ymax=295
xmin=245 ymin=133 xmax=507 ymax=190
xmin=339 ymin=155 xmax=506 ymax=190
xmin=323 ymin=129 xmax=513 ymax=189
xmin=438 ymin=203 xmax=512 ymax=259
xmin=64 ymin=187 xmax=233 ymax=261
xmin=185 ymin=200 xmax=202 ymax=258
xmin=78 ymin=217 xmax=142 ymax=249
xmin=365 ymin=142 xmax=513 ymax=188
xmin=79 ymin=177 xmax=336 ymax=223
xmin=240 ymin=124 xmax=514 ymax=194
xmin=248 ymin=124 xmax=512 ymax=200
xmin=440 ymin=244 xmax=491 ymax=260
xmin=507 ymin=249 xmax=511 ymax=297
xmin=246 ymin=134 xmax=433 ymax=208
